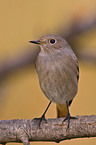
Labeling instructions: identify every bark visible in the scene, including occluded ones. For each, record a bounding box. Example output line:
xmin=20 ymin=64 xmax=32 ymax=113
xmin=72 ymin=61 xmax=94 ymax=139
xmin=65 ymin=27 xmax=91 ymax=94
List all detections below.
xmin=0 ymin=115 xmax=96 ymax=145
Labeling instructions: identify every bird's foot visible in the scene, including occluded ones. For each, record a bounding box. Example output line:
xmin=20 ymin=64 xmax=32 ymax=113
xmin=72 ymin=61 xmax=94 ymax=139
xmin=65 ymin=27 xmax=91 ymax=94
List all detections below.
xmin=62 ymin=114 xmax=78 ymax=129
xmin=33 ymin=114 xmax=47 ymax=128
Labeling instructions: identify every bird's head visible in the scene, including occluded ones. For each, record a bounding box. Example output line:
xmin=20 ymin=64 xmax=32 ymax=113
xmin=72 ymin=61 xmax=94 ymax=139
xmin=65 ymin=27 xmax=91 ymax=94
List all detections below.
xmin=29 ymin=34 xmax=70 ymax=53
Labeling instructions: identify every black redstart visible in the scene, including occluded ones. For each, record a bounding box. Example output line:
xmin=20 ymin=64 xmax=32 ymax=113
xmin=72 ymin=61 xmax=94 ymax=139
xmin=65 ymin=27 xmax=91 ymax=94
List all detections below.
xmin=29 ymin=34 xmax=79 ymax=128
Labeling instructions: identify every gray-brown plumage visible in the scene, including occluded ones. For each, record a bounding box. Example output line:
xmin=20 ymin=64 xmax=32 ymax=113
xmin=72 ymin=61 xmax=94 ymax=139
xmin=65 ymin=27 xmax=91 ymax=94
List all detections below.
xmin=29 ymin=34 xmax=79 ymax=127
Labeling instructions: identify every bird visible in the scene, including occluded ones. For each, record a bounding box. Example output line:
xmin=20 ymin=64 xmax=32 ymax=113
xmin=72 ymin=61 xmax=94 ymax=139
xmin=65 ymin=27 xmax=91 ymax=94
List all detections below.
xmin=29 ymin=34 xmax=79 ymax=128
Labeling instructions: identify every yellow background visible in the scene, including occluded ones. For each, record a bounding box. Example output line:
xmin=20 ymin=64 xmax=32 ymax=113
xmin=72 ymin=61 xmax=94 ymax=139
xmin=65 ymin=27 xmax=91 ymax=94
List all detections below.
xmin=0 ymin=1 xmax=96 ymax=145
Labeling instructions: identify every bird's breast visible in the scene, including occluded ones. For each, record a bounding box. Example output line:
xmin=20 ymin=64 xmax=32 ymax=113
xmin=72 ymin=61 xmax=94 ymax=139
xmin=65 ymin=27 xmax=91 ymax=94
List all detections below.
xmin=36 ymin=53 xmax=78 ymax=104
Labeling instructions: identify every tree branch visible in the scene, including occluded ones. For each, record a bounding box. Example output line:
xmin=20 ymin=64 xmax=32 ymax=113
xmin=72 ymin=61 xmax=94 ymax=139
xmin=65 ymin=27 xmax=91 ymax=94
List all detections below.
xmin=0 ymin=47 xmax=40 ymax=78
xmin=0 ymin=115 xmax=96 ymax=145
xmin=0 ymin=16 xmax=96 ymax=80
xmin=61 ymin=17 xmax=96 ymax=40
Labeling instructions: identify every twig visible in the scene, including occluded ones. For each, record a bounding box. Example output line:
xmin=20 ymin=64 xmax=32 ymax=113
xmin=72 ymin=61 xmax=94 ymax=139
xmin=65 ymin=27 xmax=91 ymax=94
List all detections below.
xmin=0 ymin=115 xmax=96 ymax=145
xmin=61 ymin=17 xmax=96 ymax=40
xmin=0 ymin=17 xmax=96 ymax=80
xmin=79 ymin=50 xmax=96 ymax=64
xmin=0 ymin=47 xmax=39 ymax=78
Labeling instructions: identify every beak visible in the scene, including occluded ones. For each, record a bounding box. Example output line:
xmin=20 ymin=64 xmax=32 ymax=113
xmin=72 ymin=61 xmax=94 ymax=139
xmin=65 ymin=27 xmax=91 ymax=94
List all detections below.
xmin=29 ymin=40 xmax=41 ymax=44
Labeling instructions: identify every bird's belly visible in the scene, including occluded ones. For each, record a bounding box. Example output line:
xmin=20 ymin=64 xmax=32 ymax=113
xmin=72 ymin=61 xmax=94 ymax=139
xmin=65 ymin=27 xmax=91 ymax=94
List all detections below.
xmin=36 ymin=63 xmax=78 ymax=104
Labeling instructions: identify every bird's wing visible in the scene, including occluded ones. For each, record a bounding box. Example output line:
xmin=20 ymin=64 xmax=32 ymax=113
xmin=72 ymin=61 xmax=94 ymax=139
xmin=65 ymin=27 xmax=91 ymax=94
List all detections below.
xmin=56 ymin=54 xmax=79 ymax=118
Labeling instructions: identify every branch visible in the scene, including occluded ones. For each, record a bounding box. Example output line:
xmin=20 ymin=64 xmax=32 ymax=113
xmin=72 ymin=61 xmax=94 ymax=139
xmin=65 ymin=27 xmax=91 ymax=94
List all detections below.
xmin=0 ymin=48 xmax=96 ymax=81
xmin=0 ymin=17 xmax=96 ymax=80
xmin=0 ymin=47 xmax=40 ymax=78
xmin=61 ymin=16 xmax=96 ymax=40
xmin=78 ymin=50 xmax=96 ymax=64
xmin=0 ymin=115 xmax=96 ymax=145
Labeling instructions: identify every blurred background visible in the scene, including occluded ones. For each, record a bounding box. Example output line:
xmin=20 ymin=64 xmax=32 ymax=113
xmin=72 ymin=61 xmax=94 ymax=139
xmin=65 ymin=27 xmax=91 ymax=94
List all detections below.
xmin=0 ymin=0 xmax=96 ymax=145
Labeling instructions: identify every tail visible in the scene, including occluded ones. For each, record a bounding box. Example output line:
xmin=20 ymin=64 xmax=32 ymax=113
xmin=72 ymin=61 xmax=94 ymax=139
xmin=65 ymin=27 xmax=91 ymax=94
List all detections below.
xmin=56 ymin=100 xmax=72 ymax=118
xmin=56 ymin=104 xmax=68 ymax=118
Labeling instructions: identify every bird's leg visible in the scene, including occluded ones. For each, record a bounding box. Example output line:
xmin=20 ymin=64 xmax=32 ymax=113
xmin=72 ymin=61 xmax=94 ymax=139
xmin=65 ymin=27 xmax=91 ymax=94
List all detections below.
xmin=33 ymin=101 xmax=52 ymax=127
xmin=62 ymin=101 xmax=77 ymax=129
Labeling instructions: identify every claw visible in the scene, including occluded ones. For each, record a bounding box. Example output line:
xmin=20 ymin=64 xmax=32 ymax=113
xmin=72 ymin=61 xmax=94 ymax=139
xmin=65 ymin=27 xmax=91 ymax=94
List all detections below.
xmin=33 ymin=115 xmax=47 ymax=128
xmin=62 ymin=115 xmax=78 ymax=129
xmin=33 ymin=101 xmax=52 ymax=128
xmin=62 ymin=101 xmax=78 ymax=129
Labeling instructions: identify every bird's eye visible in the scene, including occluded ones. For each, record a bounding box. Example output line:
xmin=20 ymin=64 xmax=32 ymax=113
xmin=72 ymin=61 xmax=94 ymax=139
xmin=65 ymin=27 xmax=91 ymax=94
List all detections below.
xmin=49 ymin=39 xmax=56 ymax=44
